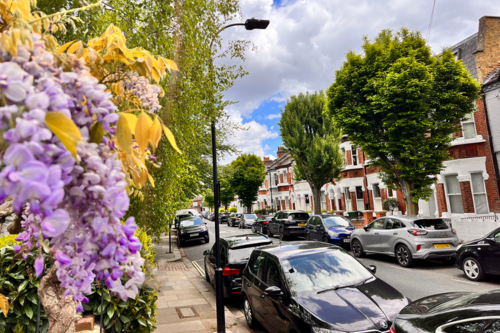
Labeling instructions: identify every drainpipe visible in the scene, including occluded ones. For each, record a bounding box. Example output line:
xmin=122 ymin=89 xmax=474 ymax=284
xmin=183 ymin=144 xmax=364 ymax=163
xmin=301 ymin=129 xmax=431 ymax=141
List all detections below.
xmin=482 ymin=95 xmax=500 ymax=196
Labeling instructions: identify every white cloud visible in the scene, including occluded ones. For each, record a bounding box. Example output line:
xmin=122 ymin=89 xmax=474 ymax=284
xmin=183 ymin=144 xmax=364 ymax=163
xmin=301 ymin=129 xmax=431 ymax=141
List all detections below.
xmin=221 ymin=110 xmax=279 ymax=164
xmin=265 ymin=113 xmax=281 ymax=120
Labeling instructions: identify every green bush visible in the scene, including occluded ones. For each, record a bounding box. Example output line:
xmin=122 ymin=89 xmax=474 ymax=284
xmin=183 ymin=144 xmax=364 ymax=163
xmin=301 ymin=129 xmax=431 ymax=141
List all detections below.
xmin=254 ymin=209 xmax=262 ymax=214
xmin=305 ymin=210 xmax=313 ymax=213
xmin=228 ymin=207 xmax=237 ymax=213
xmin=219 ymin=208 xmax=225 ymax=213
xmin=320 ymin=209 xmax=326 ymax=213
xmin=0 ymin=236 xmax=51 ymax=333
xmin=383 ymin=198 xmax=399 ymax=211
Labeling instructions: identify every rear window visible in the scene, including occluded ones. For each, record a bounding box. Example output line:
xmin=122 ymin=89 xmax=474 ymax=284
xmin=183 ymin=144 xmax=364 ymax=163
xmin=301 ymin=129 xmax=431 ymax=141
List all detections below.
xmin=223 ymin=213 xmax=231 ymax=216
xmin=413 ymin=219 xmax=448 ymax=230
xmin=289 ymin=213 xmax=309 ymax=219
xmin=228 ymin=243 xmax=272 ymax=263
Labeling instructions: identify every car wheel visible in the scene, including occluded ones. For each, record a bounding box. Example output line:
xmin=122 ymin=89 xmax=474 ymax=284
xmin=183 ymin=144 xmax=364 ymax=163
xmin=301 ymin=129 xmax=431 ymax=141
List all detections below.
xmin=352 ymin=239 xmax=365 ymax=258
xmin=243 ymin=295 xmax=257 ymax=329
xmin=204 ymin=235 xmax=209 ymax=243
xmin=267 ymin=227 xmax=273 ymax=237
xmin=251 ymin=225 xmax=256 ymax=233
xmin=322 ymin=236 xmax=329 ymax=243
xmin=396 ymin=244 xmax=415 ymax=267
xmin=279 ymin=227 xmax=288 ymax=241
xmin=462 ymin=257 xmax=485 ymax=281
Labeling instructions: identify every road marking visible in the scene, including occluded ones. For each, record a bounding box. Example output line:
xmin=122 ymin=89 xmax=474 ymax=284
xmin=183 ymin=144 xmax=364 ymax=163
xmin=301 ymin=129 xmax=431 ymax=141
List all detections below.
xmin=451 ymin=278 xmax=479 ymax=285
xmin=191 ymin=261 xmax=205 ymax=276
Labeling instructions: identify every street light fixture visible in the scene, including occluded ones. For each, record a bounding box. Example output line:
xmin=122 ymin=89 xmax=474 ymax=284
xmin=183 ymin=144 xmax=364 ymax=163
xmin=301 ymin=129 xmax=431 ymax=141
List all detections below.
xmin=210 ymin=19 xmax=269 ymax=333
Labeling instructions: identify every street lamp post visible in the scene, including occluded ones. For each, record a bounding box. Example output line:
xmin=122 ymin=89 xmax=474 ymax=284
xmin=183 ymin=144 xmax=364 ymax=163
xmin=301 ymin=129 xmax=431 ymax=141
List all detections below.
xmin=268 ymin=170 xmax=273 ymax=214
xmin=210 ymin=18 xmax=269 ymax=333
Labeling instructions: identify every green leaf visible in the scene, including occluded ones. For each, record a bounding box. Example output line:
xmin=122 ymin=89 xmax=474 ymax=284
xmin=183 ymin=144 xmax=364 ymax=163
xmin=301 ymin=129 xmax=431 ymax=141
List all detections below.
xmin=120 ymin=315 xmax=130 ymax=324
xmin=18 ymin=281 xmax=28 ymax=293
xmin=26 ymin=293 xmax=37 ymax=305
xmin=137 ymin=318 xmax=147 ymax=327
xmin=45 ymin=112 xmax=82 ymax=159
xmin=23 ymin=304 xmax=33 ymax=319
xmin=106 ymin=303 xmax=115 ymax=319
xmin=89 ymin=122 xmax=105 ymax=144
xmin=115 ymin=318 xmax=122 ymax=332
xmin=117 ymin=301 xmax=128 ymax=308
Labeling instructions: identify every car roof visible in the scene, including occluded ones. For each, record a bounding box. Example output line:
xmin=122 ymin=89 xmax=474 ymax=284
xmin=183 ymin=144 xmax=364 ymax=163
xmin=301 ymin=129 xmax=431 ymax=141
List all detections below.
xmin=383 ymin=215 xmax=444 ymax=222
xmin=255 ymin=241 xmax=339 ymax=260
xmin=222 ymin=234 xmax=272 ymax=249
xmin=279 ymin=211 xmax=309 ymax=214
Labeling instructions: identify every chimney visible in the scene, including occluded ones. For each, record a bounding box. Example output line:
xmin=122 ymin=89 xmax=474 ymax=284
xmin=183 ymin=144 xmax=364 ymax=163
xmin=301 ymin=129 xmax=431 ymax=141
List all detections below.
xmin=277 ymin=146 xmax=286 ymax=159
xmin=474 ymin=16 xmax=500 ymax=83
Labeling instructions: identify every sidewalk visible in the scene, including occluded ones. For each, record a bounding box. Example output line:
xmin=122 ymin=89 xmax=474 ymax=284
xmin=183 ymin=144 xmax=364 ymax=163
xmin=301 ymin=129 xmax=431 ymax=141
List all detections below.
xmin=153 ymin=233 xmax=251 ymax=333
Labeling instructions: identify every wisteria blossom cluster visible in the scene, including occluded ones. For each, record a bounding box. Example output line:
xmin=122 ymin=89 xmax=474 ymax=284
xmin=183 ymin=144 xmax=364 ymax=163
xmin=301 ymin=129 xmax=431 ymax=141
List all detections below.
xmin=0 ymin=33 xmax=144 ymax=310
xmin=122 ymin=71 xmax=162 ymax=113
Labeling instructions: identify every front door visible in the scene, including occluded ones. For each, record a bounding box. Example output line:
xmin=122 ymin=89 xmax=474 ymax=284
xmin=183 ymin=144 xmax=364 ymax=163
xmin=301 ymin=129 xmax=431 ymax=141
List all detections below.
xmin=362 ymin=219 xmax=384 ymax=252
xmin=483 ymin=230 xmax=500 ymax=274
xmin=261 ymin=257 xmax=289 ymax=333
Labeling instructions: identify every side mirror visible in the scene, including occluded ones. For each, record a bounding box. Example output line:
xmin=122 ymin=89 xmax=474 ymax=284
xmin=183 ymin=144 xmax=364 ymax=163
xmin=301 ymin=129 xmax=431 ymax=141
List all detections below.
xmin=363 ymin=225 xmax=370 ymax=231
xmin=203 ymin=250 xmax=210 ymax=256
xmin=367 ymin=265 xmax=377 ymax=274
xmin=264 ymin=286 xmax=282 ymax=296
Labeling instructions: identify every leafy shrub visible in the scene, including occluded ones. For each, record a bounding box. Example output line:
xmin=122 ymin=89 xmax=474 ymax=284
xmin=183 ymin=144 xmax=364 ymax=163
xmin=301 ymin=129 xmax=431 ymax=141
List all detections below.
xmin=0 ymin=237 xmax=51 ymax=333
xmin=228 ymin=207 xmax=237 ymax=213
xmin=321 ymin=209 xmax=327 ymax=213
xmin=305 ymin=210 xmax=313 ymax=213
xmin=254 ymin=209 xmax=262 ymax=214
xmin=219 ymin=208 xmax=225 ymax=213
xmin=383 ymin=198 xmax=399 ymax=211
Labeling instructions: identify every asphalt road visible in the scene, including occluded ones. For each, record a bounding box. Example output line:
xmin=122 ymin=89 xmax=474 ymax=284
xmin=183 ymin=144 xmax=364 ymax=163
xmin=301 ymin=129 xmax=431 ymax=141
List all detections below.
xmin=180 ymin=218 xmax=500 ymax=331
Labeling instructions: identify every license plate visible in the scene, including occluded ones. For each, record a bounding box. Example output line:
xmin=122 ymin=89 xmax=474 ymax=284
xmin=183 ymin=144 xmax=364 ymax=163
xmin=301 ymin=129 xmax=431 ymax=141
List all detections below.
xmin=434 ymin=244 xmax=450 ymax=249
xmin=190 ymin=233 xmax=199 ymax=237
xmin=298 ymin=223 xmax=306 ymax=226
xmin=343 ymin=239 xmax=350 ymax=243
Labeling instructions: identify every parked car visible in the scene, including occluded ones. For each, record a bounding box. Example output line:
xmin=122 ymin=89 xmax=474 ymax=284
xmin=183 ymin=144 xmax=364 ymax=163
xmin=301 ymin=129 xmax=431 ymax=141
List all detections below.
xmin=391 ymin=289 xmax=500 ymax=333
xmin=207 ymin=212 xmax=214 ymax=221
xmin=350 ymin=216 xmax=459 ymax=267
xmin=252 ymin=215 xmax=273 ymax=234
xmin=239 ymin=214 xmax=258 ymax=229
xmin=203 ymin=234 xmax=272 ymax=298
xmin=305 ymin=214 xmax=355 ymax=248
xmin=241 ymin=241 xmax=409 ymax=332
xmin=174 ymin=213 xmax=192 ymax=229
xmin=228 ymin=213 xmax=243 ymax=227
xmin=455 ymin=227 xmax=500 ymax=281
xmin=177 ymin=217 xmax=209 ymax=246
xmin=219 ymin=212 xmax=231 ymax=224
xmin=175 ymin=209 xmax=202 ymax=218
xmin=267 ymin=211 xmax=310 ymax=240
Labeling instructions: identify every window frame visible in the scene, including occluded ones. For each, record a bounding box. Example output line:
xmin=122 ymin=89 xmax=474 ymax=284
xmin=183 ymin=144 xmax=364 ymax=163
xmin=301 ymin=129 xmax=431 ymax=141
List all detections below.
xmin=470 ymin=172 xmax=489 ymax=214
xmin=320 ymin=191 xmax=327 ymax=211
xmin=264 ymin=257 xmax=282 ymax=289
xmin=444 ymin=174 xmax=465 ymax=214
xmin=461 ymin=112 xmax=477 ymax=139
xmin=352 ymin=145 xmax=358 ymax=166
xmin=283 ymin=170 xmax=287 ymax=184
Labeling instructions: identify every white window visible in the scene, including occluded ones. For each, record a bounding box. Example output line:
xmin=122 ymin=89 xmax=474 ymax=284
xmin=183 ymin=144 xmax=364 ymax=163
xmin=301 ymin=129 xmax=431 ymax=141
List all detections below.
xmin=341 ymin=148 xmax=346 ymax=164
xmin=274 ymin=174 xmax=278 ymax=186
xmin=445 ymin=175 xmax=464 ymax=214
xmin=283 ymin=170 xmax=287 ymax=183
xmin=471 ymin=173 xmax=488 ymax=214
xmin=352 ymin=145 xmax=358 ymax=166
xmin=285 ymin=196 xmax=289 ymax=209
xmin=462 ymin=113 xmax=476 ymax=139
xmin=320 ymin=192 xmax=327 ymax=211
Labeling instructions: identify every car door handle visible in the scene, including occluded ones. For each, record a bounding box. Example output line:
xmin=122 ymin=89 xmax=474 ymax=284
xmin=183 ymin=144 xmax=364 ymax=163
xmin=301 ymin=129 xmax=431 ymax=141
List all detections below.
xmin=393 ymin=232 xmax=398 ymax=235
xmin=375 ymin=232 xmax=379 ymax=235
xmin=260 ymin=293 xmax=265 ymax=298
xmin=247 ymin=283 xmax=252 ymax=287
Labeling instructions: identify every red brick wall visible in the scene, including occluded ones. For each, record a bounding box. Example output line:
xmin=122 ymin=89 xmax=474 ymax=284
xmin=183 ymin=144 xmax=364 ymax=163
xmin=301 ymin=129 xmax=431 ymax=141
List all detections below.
xmin=358 ymin=151 xmax=364 ymax=165
xmin=350 ymin=192 xmax=357 ymax=211
xmin=287 ymin=172 xmax=291 ymax=183
xmin=396 ymin=191 xmax=406 ymax=214
xmin=368 ymin=190 xmax=375 ymax=211
xmin=289 ymin=199 xmax=292 ymax=210
xmin=380 ymin=189 xmax=388 ymax=204
xmin=326 ymin=194 xmax=331 ymax=211
xmin=460 ymin=181 xmax=475 ymax=213
xmin=346 ymin=150 xmax=352 ymax=165
xmin=342 ymin=193 xmax=346 ymax=211
xmin=436 ymin=183 xmax=448 ymax=214
xmin=280 ymin=174 xmax=284 ymax=183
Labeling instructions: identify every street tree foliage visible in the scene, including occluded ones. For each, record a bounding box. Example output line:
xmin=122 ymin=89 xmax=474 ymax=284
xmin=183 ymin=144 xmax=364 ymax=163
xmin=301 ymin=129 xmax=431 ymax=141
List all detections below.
xmin=229 ymin=154 xmax=266 ymax=213
xmin=36 ymin=0 xmax=252 ymax=239
xmin=326 ymin=28 xmax=480 ymax=214
xmin=203 ymin=190 xmax=215 ymax=210
xmin=279 ymin=91 xmax=344 ymax=214
xmin=219 ymin=165 xmax=235 ymax=211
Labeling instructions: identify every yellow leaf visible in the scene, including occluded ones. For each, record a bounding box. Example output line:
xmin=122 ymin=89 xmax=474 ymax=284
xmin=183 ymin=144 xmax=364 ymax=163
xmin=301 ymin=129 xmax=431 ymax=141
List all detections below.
xmin=122 ymin=113 xmax=137 ymax=134
xmin=89 ymin=122 xmax=105 ymax=144
xmin=0 ymin=293 xmax=8 ymax=317
xmin=147 ymin=172 xmax=155 ymax=187
xmin=165 ymin=59 xmax=178 ymax=71
xmin=45 ymin=112 xmax=82 ymax=158
xmin=116 ymin=114 xmax=133 ymax=153
xmin=67 ymin=41 xmax=82 ymax=54
xmin=162 ymin=125 xmax=182 ymax=154
xmin=135 ymin=112 xmax=151 ymax=152
xmin=57 ymin=40 xmax=76 ymax=54
xmin=149 ymin=117 xmax=162 ymax=152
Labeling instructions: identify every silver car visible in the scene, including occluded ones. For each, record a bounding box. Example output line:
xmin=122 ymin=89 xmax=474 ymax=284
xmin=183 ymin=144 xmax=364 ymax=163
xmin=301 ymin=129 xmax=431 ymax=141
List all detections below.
xmin=350 ymin=215 xmax=460 ymax=267
xmin=239 ymin=213 xmax=258 ymax=229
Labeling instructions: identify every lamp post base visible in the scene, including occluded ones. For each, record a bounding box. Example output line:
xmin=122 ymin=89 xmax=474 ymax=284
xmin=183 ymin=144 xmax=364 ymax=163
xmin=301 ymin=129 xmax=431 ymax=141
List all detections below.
xmin=215 ymin=268 xmax=225 ymax=332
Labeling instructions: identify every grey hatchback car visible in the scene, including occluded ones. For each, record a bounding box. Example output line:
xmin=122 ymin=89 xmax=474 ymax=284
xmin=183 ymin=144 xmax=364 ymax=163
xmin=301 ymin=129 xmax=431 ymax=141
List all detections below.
xmin=350 ymin=215 xmax=460 ymax=267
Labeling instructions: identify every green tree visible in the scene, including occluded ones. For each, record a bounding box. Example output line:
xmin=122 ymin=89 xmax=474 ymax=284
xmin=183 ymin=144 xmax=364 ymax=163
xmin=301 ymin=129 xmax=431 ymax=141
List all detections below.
xmin=219 ymin=165 xmax=235 ymax=211
xmin=326 ymin=28 xmax=480 ymax=214
xmin=279 ymin=91 xmax=344 ymax=215
xmin=202 ymin=190 xmax=215 ymax=211
xmin=229 ymin=154 xmax=266 ymax=213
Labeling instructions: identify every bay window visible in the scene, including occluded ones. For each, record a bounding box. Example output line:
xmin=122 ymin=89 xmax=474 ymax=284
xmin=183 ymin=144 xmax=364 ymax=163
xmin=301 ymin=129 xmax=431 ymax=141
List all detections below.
xmin=445 ymin=175 xmax=464 ymax=214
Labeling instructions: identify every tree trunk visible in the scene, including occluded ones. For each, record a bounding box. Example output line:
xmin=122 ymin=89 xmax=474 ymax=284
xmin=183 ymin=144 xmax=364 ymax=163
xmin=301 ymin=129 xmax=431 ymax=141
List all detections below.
xmin=247 ymin=206 xmax=252 ymax=213
xmin=7 ymin=213 xmax=23 ymax=234
xmin=311 ymin=185 xmax=322 ymax=215
xmin=38 ymin=266 xmax=81 ymax=333
xmin=400 ymin=180 xmax=419 ymax=215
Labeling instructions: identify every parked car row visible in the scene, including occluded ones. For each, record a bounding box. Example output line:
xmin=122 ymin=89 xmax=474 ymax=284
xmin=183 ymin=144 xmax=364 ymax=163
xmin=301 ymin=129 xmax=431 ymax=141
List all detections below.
xmin=203 ymin=234 xmax=500 ymax=333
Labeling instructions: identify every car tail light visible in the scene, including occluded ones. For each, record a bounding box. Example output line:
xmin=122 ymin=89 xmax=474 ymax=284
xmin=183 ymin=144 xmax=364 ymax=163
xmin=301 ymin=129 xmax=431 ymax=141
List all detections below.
xmin=451 ymin=228 xmax=456 ymax=234
xmin=263 ymin=221 xmax=268 ymax=224
xmin=416 ymin=245 xmax=421 ymax=251
xmin=389 ymin=326 xmax=397 ymax=333
xmin=408 ymin=229 xmax=428 ymax=236
xmin=222 ymin=267 xmax=241 ymax=276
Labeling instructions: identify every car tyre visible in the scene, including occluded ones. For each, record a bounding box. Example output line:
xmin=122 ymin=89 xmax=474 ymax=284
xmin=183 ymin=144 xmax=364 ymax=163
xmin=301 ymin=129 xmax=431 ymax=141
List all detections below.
xmin=279 ymin=227 xmax=288 ymax=241
xmin=462 ymin=257 xmax=485 ymax=281
xmin=396 ymin=244 xmax=415 ymax=267
xmin=267 ymin=227 xmax=273 ymax=238
xmin=352 ymin=239 xmax=365 ymax=258
xmin=243 ymin=295 xmax=257 ymax=329
xmin=251 ymin=225 xmax=256 ymax=233
xmin=322 ymin=236 xmax=329 ymax=244
xmin=204 ymin=235 xmax=209 ymax=244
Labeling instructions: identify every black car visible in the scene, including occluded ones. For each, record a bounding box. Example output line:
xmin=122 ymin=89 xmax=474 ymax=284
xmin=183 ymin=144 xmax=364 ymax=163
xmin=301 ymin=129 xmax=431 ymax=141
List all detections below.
xmin=239 ymin=213 xmax=258 ymax=229
xmin=391 ymin=289 xmax=500 ymax=333
xmin=252 ymin=215 xmax=273 ymax=234
xmin=177 ymin=217 xmax=209 ymax=246
xmin=455 ymin=227 xmax=500 ymax=281
xmin=267 ymin=211 xmax=310 ymax=240
xmin=228 ymin=213 xmax=243 ymax=227
xmin=241 ymin=241 xmax=409 ymax=333
xmin=305 ymin=215 xmax=355 ymax=249
xmin=203 ymin=234 xmax=272 ymax=298
xmin=219 ymin=212 xmax=231 ymax=224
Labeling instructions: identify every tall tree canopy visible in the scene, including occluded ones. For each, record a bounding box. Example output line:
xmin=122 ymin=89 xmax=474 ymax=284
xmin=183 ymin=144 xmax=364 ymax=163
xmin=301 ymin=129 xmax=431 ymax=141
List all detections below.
xmin=279 ymin=91 xmax=344 ymax=214
xmin=326 ymin=28 xmax=480 ymax=214
xmin=229 ymin=154 xmax=266 ymax=212
xmin=218 ymin=165 xmax=235 ymax=211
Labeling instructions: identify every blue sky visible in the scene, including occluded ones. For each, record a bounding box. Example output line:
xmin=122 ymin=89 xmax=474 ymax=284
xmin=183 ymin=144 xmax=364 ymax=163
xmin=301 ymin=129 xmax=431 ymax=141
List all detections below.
xmin=219 ymin=0 xmax=500 ymax=163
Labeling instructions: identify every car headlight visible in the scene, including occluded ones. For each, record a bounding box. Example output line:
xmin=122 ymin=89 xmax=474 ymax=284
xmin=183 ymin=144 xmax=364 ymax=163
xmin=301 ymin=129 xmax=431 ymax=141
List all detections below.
xmin=327 ymin=230 xmax=338 ymax=237
xmin=311 ymin=327 xmax=344 ymax=333
xmin=201 ymin=226 xmax=208 ymax=231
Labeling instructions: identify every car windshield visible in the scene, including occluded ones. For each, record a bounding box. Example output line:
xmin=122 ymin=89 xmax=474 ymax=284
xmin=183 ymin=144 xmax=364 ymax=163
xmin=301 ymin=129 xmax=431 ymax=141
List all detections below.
xmin=178 ymin=215 xmax=192 ymax=221
xmin=223 ymin=213 xmax=231 ymax=216
xmin=180 ymin=218 xmax=204 ymax=227
xmin=413 ymin=219 xmax=448 ymax=230
xmin=281 ymin=249 xmax=372 ymax=296
xmin=245 ymin=214 xmax=257 ymax=219
xmin=289 ymin=213 xmax=309 ymax=220
xmin=228 ymin=243 xmax=272 ymax=263
xmin=323 ymin=216 xmax=354 ymax=228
